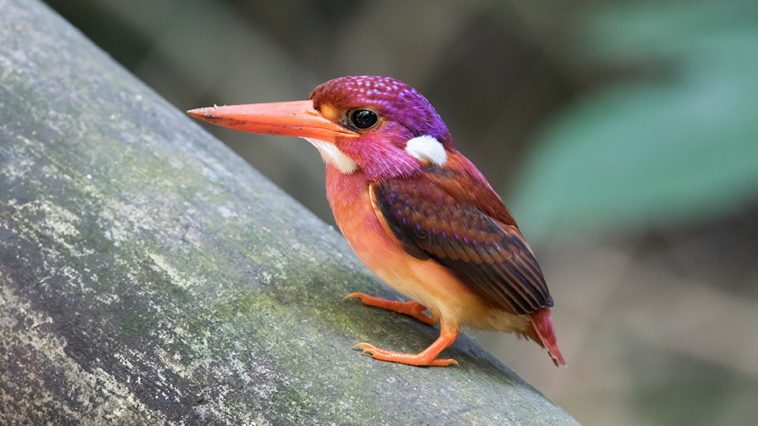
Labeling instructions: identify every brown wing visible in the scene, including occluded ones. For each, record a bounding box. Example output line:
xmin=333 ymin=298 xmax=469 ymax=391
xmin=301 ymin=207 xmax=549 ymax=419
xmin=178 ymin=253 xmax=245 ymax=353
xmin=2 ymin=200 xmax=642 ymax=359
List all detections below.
xmin=369 ymin=170 xmax=552 ymax=315
xmin=423 ymin=151 xmax=518 ymax=229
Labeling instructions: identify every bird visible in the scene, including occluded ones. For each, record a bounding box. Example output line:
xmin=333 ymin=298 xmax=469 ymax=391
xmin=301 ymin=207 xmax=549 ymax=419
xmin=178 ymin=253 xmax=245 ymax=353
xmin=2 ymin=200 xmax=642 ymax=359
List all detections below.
xmin=188 ymin=75 xmax=565 ymax=367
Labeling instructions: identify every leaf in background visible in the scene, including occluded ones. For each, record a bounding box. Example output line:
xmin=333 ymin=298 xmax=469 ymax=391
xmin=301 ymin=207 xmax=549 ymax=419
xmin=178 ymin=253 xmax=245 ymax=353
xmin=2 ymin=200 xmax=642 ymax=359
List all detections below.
xmin=509 ymin=1 xmax=758 ymax=241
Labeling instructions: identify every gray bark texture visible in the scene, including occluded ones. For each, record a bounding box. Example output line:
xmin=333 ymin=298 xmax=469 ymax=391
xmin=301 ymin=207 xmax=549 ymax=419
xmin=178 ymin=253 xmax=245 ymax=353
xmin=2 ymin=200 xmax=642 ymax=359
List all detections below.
xmin=0 ymin=0 xmax=578 ymax=424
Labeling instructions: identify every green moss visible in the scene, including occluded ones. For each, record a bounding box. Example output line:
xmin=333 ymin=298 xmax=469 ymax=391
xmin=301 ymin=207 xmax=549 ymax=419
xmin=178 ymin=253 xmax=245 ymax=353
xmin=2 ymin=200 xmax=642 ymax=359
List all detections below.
xmin=119 ymin=311 xmax=157 ymax=336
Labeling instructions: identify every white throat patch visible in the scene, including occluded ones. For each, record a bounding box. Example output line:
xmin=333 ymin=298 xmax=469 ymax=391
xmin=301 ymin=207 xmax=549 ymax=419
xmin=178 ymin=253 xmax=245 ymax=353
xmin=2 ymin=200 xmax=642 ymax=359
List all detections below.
xmin=303 ymin=138 xmax=358 ymax=174
xmin=404 ymin=135 xmax=447 ymax=166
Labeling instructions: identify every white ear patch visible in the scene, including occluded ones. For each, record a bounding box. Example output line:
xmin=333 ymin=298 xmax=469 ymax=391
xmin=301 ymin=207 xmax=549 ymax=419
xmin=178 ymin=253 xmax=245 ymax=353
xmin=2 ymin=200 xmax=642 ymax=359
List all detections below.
xmin=303 ymin=138 xmax=358 ymax=174
xmin=404 ymin=135 xmax=447 ymax=166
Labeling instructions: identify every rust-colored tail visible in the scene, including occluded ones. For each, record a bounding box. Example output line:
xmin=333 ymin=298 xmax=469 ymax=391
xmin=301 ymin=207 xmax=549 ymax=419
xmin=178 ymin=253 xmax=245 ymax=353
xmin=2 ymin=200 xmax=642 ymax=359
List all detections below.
xmin=530 ymin=308 xmax=566 ymax=367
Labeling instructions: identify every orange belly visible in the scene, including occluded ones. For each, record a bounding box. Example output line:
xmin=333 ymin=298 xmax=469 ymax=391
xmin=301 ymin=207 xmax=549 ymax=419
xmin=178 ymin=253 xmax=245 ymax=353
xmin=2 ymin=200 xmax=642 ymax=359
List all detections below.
xmin=325 ymin=165 xmax=529 ymax=333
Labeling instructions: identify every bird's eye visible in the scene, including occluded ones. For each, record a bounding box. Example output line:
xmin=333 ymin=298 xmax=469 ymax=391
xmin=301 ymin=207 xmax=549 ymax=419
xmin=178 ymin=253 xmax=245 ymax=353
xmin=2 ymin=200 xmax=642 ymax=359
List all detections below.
xmin=348 ymin=109 xmax=379 ymax=130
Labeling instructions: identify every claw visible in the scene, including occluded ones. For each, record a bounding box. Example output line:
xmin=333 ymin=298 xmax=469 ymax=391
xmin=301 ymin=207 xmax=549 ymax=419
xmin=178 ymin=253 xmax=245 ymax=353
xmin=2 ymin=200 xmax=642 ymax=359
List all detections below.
xmin=344 ymin=292 xmax=364 ymax=300
xmin=353 ymin=342 xmax=374 ymax=350
xmin=353 ymin=342 xmax=380 ymax=357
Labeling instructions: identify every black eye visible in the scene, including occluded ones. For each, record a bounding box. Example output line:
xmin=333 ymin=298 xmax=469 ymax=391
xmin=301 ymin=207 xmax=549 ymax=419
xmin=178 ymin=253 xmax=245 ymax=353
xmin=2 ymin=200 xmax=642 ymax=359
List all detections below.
xmin=349 ymin=109 xmax=379 ymax=130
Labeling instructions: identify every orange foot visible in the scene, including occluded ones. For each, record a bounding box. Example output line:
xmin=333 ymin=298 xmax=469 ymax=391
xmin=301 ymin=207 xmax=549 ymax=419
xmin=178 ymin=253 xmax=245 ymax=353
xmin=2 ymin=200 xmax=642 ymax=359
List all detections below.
xmin=354 ymin=343 xmax=458 ymax=367
xmin=352 ymin=328 xmax=460 ymax=367
xmin=345 ymin=292 xmax=436 ymax=326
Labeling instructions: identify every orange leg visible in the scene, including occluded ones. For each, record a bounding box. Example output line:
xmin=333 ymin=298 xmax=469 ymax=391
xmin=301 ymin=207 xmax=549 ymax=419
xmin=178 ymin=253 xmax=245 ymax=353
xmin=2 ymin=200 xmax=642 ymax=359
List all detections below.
xmin=345 ymin=292 xmax=436 ymax=326
xmin=353 ymin=327 xmax=459 ymax=367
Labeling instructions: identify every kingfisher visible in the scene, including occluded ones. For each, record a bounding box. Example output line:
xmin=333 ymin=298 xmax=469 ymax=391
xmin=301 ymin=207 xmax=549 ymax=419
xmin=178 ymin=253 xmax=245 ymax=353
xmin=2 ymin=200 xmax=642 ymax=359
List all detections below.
xmin=188 ymin=75 xmax=565 ymax=367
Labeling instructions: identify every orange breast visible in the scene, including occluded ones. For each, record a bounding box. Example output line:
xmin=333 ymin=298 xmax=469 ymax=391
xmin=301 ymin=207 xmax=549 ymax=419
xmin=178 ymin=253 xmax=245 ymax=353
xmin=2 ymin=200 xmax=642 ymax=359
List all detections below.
xmin=324 ymin=165 xmax=529 ymax=333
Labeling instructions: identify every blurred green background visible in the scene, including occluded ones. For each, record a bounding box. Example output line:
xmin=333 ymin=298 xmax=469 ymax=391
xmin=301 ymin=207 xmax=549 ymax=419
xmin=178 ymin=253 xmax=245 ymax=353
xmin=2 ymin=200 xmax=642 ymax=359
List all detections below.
xmin=44 ymin=0 xmax=758 ymax=424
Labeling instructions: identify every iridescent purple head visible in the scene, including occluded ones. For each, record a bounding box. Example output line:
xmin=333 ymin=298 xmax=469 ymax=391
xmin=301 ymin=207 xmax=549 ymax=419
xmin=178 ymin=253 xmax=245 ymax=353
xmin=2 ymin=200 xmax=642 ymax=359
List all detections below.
xmin=309 ymin=76 xmax=454 ymax=179
xmin=311 ymin=76 xmax=452 ymax=146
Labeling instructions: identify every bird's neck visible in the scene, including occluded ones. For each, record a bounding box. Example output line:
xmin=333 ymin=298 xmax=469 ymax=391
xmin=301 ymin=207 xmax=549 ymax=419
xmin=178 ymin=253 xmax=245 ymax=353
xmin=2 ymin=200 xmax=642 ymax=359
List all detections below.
xmin=325 ymin=164 xmax=369 ymax=214
xmin=336 ymin=136 xmax=423 ymax=181
xmin=324 ymin=165 xmax=389 ymax=259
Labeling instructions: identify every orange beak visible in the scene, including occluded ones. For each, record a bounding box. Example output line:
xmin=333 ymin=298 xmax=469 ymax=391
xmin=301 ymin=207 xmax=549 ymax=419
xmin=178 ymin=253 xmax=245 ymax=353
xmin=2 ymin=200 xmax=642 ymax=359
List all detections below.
xmin=187 ymin=100 xmax=359 ymax=142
